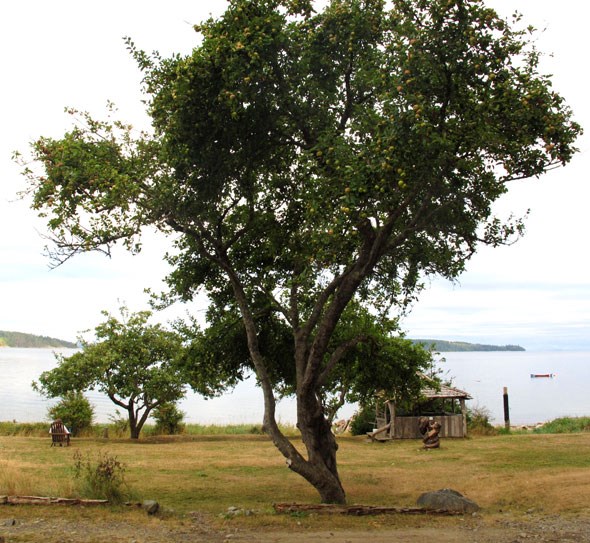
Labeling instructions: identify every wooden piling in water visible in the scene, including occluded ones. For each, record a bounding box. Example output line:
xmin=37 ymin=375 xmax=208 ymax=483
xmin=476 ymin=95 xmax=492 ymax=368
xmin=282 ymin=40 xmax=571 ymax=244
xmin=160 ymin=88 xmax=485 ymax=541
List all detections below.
xmin=503 ymin=386 xmax=510 ymax=430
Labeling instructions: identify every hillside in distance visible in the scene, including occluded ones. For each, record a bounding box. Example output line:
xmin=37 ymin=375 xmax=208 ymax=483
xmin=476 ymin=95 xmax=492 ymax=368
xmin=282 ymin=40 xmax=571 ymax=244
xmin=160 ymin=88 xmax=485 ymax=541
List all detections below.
xmin=0 ymin=330 xmax=76 ymax=349
xmin=411 ymin=339 xmax=525 ymax=352
xmin=0 ymin=330 xmax=523 ymax=352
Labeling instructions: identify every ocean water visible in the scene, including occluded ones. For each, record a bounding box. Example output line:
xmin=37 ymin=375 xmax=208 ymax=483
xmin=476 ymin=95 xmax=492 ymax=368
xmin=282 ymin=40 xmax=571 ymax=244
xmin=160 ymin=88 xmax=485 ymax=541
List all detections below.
xmin=1 ymin=348 xmax=588 ymax=425
xmin=0 ymin=348 xmax=296 ymax=425
xmin=438 ymin=350 xmax=590 ymax=425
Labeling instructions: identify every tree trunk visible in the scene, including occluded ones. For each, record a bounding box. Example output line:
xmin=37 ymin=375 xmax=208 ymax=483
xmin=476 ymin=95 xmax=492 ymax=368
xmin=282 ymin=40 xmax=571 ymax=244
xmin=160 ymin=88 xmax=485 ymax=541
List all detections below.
xmin=293 ymin=391 xmax=346 ymax=504
xmin=220 ymin=255 xmax=346 ymax=503
xmin=128 ymin=407 xmax=140 ymax=439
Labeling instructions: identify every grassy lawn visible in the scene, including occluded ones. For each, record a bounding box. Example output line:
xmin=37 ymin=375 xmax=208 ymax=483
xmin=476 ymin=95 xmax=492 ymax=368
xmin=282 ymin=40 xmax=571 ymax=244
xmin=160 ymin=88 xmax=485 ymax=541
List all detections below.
xmin=2 ymin=431 xmax=590 ymax=523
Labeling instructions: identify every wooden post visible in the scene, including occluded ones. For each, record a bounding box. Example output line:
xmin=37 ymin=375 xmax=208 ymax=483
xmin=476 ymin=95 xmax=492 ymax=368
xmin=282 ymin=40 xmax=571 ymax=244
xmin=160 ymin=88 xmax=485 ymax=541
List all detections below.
xmin=387 ymin=400 xmax=396 ymax=439
xmin=503 ymin=387 xmax=510 ymax=430
xmin=460 ymin=398 xmax=467 ymax=437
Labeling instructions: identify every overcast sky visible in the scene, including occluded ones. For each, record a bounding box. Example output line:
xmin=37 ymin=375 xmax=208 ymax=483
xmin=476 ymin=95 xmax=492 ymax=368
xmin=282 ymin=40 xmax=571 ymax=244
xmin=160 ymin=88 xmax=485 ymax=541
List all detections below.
xmin=1 ymin=1 xmax=588 ymax=351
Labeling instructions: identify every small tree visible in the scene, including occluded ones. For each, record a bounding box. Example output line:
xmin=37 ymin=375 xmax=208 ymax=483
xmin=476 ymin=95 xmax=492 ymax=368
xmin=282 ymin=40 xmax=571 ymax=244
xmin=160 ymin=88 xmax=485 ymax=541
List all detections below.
xmin=35 ymin=308 xmax=186 ymax=439
xmin=47 ymin=391 xmax=94 ymax=437
xmin=152 ymin=402 xmax=186 ymax=435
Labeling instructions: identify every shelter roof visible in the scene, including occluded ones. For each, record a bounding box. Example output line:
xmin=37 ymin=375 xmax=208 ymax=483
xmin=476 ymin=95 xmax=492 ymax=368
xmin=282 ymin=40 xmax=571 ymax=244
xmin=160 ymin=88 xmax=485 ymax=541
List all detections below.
xmin=420 ymin=381 xmax=471 ymax=399
xmin=412 ymin=372 xmax=472 ymax=400
xmin=380 ymin=374 xmax=472 ymax=402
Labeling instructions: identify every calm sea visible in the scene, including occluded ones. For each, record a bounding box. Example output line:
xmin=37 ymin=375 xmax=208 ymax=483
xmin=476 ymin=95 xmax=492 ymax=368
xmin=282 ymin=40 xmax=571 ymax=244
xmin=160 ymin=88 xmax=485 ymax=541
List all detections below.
xmin=1 ymin=348 xmax=588 ymax=426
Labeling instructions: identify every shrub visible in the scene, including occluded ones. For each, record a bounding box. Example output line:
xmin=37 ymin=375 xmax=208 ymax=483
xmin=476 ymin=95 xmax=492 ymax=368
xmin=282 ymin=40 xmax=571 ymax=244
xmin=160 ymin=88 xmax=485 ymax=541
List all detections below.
xmin=47 ymin=392 xmax=94 ymax=437
xmin=466 ymin=405 xmax=497 ymax=436
xmin=152 ymin=402 xmax=186 ymax=435
xmin=350 ymin=403 xmax=376 ymax=436
xmin=73 ymin=451 xmax=132 ymax=503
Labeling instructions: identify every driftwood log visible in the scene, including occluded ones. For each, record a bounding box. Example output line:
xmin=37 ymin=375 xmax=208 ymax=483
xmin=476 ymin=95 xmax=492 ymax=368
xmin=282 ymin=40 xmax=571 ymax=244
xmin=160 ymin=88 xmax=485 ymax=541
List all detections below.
xmin=0 ymin=495 xmax=108 ymax=506
xmin=0 ymin=496 xmax=160 ymax=515
xmin=273 ymin=503 xmax=461 ymax=516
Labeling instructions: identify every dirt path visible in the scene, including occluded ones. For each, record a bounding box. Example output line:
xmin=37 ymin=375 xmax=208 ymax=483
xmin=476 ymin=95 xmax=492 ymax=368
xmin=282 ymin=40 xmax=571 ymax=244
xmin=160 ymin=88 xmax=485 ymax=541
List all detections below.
xmin=2 ymin=512 xmax=590 ymax=543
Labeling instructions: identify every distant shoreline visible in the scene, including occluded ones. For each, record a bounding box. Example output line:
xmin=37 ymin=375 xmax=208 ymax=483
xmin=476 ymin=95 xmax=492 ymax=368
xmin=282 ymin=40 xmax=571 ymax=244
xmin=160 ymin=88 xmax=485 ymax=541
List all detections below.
xmin=0 ymin=331 xmax=76 ymax=349
xmin=1 ymin=331 xmax=524 ymax=352
xmin=411 ymin=339 xmax=525 ymax=352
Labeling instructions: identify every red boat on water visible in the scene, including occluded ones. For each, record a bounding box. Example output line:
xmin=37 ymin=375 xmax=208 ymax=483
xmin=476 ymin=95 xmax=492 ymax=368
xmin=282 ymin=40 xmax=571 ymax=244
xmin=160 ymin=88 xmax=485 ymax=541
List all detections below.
xmin=530 ymin=373 xmax=555 ymax=378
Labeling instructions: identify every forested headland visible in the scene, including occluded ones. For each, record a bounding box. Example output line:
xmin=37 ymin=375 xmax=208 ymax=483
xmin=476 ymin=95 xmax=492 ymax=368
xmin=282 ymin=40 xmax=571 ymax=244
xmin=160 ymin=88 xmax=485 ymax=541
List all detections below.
xmin=0 ymin=329 xmax=524 ymax=352
xmin=0 ymin=331 xmax=76 ymax=349
xmin=411 ymin=339 xmax=525 ymax=352
xmin=0 ymin=330 xmax=525 ymax=353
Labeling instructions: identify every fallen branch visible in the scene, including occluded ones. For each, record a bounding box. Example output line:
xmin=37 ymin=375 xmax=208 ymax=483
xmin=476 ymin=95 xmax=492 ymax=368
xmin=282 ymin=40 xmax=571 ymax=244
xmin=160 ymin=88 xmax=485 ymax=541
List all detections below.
xmin=0 ymin=495 xmax=108 ymax=506
xmin=273 ymin=502 xmax=461 ymax=516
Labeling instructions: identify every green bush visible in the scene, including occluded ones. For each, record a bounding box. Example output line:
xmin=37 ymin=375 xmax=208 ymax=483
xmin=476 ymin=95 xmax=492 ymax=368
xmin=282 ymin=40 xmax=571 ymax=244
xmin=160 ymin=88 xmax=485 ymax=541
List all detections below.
xmin=350 ymin=404 xmax=376 ymax=436
xmin=47 ymin=392 xmax=94 ymax=437
xmin=152 ymin=402 xmax=186 ymax=435
xmin=73 ymin=451 xmax=133 ymax=503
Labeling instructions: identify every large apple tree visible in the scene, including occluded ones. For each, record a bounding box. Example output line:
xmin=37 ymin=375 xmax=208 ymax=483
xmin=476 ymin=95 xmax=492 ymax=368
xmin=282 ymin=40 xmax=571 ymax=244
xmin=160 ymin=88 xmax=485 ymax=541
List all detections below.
xmin=21 ymin=0 xmax=580 ymax=503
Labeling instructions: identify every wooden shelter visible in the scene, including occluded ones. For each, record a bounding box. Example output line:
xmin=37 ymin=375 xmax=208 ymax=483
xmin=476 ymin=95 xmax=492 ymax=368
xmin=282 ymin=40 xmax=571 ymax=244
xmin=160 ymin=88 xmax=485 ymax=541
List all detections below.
xmin=368 ymin=378 xmax=471 ymax=441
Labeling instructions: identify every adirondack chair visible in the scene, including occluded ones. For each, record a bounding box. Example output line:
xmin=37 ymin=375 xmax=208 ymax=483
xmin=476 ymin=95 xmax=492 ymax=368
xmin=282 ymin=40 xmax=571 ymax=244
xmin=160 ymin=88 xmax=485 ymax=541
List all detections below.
xmin=49 ymin=420 xmax=71 ymax=447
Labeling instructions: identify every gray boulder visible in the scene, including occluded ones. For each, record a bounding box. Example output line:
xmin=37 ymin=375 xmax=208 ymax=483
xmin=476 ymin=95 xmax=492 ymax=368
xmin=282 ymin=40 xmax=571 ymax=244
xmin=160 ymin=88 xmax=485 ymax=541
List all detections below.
xmin=417 ymin=488 xmax=480 ymax=513
xmin=142 ymin=500 xmax=160 ymax=515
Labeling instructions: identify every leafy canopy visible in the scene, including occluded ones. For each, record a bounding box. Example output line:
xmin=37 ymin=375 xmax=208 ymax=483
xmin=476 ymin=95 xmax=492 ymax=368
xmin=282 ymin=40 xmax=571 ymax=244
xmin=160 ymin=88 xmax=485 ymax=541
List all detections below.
xmin=22 ymin=0 xmax=580 ymax=300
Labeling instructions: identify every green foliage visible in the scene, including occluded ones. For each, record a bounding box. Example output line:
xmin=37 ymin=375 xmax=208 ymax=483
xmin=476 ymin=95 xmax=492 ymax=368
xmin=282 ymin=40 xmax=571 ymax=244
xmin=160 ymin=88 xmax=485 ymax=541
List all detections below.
xmin=47 ymin=391 xmax=94 ymax=437
xmin=34 ymin=307 xmax=187 ymax=439
xmin=172 ymin=314 xmax=249 ymax=398
xmin=0 ymin=422 xmax=49 ymax=436
xmin=192 ymin=301 xmax=431 ymax=423
xmin=73 ymin=450 xmax=132 ymax=503
xmin=327 ymin=315 xmax=433 ymax=410
xmin=152 ymin=402 xmax=186 ymax=435
xmin=533 ymin=417 xmax=590 ymax=434
xmin=349 ymin=403 xmax=377 ymax=436
xmin=466 ymin=405 xmax=498 ymax=436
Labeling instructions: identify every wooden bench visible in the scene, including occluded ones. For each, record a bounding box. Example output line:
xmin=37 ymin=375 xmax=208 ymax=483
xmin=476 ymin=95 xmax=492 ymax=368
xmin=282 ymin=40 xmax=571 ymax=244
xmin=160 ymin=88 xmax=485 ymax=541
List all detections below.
xmin=50 ymin=421 xmax=71 ymax=447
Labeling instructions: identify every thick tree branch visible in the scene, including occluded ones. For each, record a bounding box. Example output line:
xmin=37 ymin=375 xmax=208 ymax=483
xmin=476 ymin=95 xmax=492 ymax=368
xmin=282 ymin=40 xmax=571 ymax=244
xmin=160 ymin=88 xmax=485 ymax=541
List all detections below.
xmin=317 ymin=334 xmax=368 ymax=387
xmin=215 ymin=248 xmax=306 ymax=468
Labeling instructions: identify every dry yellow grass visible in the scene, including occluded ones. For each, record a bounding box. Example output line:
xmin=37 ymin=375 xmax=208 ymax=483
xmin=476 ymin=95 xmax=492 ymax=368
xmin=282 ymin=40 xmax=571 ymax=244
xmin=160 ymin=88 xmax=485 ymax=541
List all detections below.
xmin=1 ymin=431 xmax=589 ymax=521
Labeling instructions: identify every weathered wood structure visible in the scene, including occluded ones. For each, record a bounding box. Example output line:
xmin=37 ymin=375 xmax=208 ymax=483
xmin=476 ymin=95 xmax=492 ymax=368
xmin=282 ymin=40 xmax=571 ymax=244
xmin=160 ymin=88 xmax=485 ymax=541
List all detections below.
xmin=368 ymin=378 xmax=471 ymax=441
